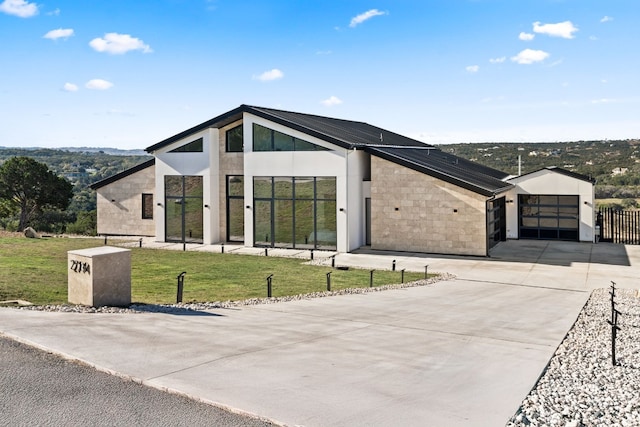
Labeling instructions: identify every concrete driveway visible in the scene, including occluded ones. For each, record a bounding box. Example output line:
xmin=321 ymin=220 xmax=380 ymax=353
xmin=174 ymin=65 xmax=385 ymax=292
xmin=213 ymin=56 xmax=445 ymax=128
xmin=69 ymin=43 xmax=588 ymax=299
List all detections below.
xmin=1 ymin=240 xmax=638 ymax=426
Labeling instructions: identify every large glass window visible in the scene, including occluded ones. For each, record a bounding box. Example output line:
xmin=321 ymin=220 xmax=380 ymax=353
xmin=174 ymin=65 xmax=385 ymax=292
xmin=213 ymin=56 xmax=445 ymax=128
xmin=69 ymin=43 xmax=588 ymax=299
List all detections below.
xmin=253 ymin=176 xmax=336 ymax=250
xmin=226 ymin=176 xmax=244 ymax=242
xmin=164 ymin=176 xmax=203 ymax=243
xmin=169 ymin=138 xmax=203 ymax=153
xmin=226 ymin=125 xmax=243 ymax=152
xmin=252 ymin=123 xmax=330 ymax=152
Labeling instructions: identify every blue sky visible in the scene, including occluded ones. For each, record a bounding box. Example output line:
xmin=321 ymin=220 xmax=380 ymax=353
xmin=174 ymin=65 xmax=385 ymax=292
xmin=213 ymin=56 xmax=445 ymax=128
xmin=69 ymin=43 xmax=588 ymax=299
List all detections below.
xmin=1 ymin=0 xmax=638 ymax=149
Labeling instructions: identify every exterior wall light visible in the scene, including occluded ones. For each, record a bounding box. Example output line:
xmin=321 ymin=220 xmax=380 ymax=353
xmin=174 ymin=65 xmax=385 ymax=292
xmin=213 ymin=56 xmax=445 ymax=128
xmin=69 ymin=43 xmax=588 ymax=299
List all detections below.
xmin=204 ymin=204 xmax=210 ymax=208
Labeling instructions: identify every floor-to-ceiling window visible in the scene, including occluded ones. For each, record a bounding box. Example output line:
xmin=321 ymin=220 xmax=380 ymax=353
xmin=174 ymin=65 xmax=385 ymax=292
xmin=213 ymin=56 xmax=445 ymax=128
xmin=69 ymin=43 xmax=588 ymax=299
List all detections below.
xmin=165 ymin=176 xmax=203 ymax=243
xmin=226 ymin=175 xmax=244 ymax=242
xmin=253 ymin=176 xmax=336 ymax=250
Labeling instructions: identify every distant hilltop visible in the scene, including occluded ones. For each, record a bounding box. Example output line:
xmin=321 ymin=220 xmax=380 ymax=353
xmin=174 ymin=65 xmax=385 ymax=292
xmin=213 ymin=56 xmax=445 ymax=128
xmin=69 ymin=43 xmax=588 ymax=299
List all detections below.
xmin=0 ymin=146 xmax=148 ymax=156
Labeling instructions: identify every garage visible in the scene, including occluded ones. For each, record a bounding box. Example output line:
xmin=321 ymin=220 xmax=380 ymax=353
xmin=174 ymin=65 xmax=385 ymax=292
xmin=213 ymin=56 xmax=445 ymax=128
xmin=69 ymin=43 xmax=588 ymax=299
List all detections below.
xmin=518 ymin=194 xmax=579 ymax=241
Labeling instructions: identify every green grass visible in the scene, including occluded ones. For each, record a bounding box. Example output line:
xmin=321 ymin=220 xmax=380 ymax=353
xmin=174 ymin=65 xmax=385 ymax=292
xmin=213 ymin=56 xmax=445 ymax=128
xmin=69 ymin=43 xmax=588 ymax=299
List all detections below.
xmin=0 ymin=237 xmax=429 ymax=306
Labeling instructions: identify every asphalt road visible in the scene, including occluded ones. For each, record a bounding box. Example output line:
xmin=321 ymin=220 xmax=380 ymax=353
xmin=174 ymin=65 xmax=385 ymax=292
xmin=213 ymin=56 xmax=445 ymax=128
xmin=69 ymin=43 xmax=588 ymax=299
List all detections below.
xmin=0 ymin=336 xmax=275 ymax=427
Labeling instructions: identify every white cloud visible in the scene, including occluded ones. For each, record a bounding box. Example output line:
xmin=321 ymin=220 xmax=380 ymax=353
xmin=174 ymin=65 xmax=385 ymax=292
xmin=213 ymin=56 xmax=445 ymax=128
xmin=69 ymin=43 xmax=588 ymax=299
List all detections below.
xmin=519 ymin=32 xmax=535 ymax=41
xmin=0 ymin=0 xmax=38 ymax=17
xmin=85 ymin=79 xmax=114 ymax=90
xmin=533 ymin=21 xmax=578 ymax=39
xmin=511 ymin=49 xmax=550 ymax=65
xmin=321 ymin=96 xmax=343 ymax=106
xmin=89 ymin=33 xmax=152 ymax=54
xmin=600 ymin=16 xmax=613 ymax=23
xmin=253 ymin=68 xmax=284 ymax=82
xmin=466 ymin=65 xmax=479 ymax=73
xmin=349 ymin=9 xmax=387 ymax=28
xmin=489 ymin=56 xmax=506 ymax=64
xmin=46 ymin=8 xmax=60 ymax=16
xmin=63 ymin=83 xmax=78 ymax=92
xmin=43 ymin=28 xmax=74 ymax=40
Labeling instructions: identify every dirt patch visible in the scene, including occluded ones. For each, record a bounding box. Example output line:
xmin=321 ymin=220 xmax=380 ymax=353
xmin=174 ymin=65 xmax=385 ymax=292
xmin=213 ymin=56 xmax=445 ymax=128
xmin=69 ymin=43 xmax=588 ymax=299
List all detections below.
xmin=0 ymin=230 xmax=22 ymax=238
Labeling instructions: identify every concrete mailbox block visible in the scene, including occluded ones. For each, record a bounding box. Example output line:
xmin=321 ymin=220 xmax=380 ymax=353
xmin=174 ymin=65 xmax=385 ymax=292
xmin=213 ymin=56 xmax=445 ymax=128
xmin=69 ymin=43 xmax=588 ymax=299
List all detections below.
xmin=68 ymin=246 xmax=131 ymax=307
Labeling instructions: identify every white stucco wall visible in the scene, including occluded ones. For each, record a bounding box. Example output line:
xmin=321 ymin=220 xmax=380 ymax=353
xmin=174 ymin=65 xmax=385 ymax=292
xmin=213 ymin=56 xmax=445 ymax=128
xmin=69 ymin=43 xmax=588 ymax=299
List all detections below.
xmin=242 ymin=113 xmax=363 ymax=252
xmin=152 ymin=128 xmax=218 ymax=243
xmin=505 ymin=169 xmax=595 ymax=242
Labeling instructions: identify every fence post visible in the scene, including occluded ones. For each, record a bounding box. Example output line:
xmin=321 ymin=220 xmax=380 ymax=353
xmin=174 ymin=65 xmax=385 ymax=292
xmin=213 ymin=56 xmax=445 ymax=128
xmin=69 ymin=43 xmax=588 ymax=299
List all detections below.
xmin=392 ymin=259 xmax=396 ymax=271
xmin=326 ymin=272 xmax=331 ymax=291
xmin=608 ymin=281 xmax=622 ymax=366
xmin=370 ymin=270 xmax=374 ymax=287
xmin=401 ymin=269 xmax=405 ymax=284
xmin=424 ymin=265 xmax=429 ymax=279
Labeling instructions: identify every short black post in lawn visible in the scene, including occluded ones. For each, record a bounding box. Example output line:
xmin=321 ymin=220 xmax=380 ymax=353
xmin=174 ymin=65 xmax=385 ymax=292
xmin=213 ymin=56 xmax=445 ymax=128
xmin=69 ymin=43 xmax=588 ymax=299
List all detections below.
xmin=392 ymin=259 xmax=396 ymax=271
xmin=401 ymin=269 xmax=405 ymax=283
xmin=221 ymin=243 xmax=224 ymax=254
xmin=310 ymin=249 xmax=314 ymax=260
xmin=265 ymin=248 xmax=268 ymax=257
xmin=104 ymin=235 xmax=107 ymax=245
xmin=370 ymin=270 xmax=374 ymax=287
xmin=139 ymin=238 xmax=142 ymax=248
xmin=331 ymin=255 xmax=336 ymax=268
xmin=424 ymin=265 xmax=429 ymax=279
xmin=176 ymin=271 xmax=186 ymax=303
xmin=326 ymin=272 xmax=332 ymax=292
xmin=266 ymin=274 xmax=273 ymax=298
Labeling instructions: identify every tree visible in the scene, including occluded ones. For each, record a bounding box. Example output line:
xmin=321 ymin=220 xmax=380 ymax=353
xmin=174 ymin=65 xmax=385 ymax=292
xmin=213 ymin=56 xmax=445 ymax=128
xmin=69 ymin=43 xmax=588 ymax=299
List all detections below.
xmin=0 ymin=157 xmax=74 ymax=231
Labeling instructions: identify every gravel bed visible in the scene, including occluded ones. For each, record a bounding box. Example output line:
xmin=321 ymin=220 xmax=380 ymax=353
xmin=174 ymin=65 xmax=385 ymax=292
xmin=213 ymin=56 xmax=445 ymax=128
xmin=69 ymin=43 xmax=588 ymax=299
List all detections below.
xmin=507 ymin=287 xmax=640 ymax=427
xmin=14 ymin=273 xmax=454 ymax=314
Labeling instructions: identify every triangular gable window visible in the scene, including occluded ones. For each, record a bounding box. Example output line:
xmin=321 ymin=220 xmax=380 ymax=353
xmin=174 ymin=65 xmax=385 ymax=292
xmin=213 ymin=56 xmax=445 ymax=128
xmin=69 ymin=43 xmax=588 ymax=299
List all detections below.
xmin=252 ymin=124 xmax=330 ymax=152
xmin=169 ymin=138 xmax=203 ymax=153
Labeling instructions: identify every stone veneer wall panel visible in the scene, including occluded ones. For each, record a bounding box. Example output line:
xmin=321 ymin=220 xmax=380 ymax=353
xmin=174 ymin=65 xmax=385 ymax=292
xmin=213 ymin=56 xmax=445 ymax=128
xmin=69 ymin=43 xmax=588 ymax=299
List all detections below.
xmin=370 ymin=157 xmax=488 ymax=256
xmin=95 ymin=165 xmax=155 ymax=236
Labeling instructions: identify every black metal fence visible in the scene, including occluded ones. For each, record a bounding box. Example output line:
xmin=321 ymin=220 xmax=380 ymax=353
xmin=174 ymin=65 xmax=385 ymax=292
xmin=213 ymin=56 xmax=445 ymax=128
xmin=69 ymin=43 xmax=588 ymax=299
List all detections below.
xmin=598 ymin=207 xmax=640 ymax=244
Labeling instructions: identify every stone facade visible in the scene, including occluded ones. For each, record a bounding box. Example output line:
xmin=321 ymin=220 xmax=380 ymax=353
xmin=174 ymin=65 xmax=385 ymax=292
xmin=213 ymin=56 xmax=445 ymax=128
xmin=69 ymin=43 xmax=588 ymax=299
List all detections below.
xmin=95 ymin=164 xmax=155 ymax=236
xmin=370 ymin=157 xmax=489 ymax=256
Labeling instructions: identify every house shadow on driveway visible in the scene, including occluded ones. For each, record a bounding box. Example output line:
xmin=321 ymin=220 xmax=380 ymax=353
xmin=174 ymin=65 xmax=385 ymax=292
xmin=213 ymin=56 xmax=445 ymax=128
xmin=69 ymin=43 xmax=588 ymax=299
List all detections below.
xmin=488 ymin=240 xmax=631 ymax=267
xmin=353 ymin=240 xmax=632 ymax=268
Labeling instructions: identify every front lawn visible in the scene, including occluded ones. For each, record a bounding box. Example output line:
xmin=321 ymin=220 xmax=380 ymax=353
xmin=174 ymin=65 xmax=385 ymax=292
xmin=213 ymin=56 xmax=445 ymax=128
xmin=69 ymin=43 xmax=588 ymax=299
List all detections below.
xmin=0 ymin=236 xmax=428 ymax=305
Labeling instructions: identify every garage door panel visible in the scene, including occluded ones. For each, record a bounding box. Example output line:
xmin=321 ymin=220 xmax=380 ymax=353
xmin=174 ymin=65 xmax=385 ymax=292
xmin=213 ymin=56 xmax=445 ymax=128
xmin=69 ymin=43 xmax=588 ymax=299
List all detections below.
xmin=518 ymin=194 xmax=579 ymax=241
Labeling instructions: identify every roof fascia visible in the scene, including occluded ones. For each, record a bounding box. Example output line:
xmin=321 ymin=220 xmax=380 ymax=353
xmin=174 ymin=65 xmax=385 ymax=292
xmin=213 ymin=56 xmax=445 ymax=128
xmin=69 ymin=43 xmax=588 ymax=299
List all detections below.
xmin=89 ymin=158 xmax=155 ymax=190
xmin=145 ymin=105 xmax=246 ymax=153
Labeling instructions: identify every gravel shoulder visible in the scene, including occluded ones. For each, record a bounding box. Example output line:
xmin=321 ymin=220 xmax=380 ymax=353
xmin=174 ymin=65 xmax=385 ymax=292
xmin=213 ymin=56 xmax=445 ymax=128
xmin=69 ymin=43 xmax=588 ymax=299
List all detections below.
xmin=507 ymin=288 xmax=640 ymax=427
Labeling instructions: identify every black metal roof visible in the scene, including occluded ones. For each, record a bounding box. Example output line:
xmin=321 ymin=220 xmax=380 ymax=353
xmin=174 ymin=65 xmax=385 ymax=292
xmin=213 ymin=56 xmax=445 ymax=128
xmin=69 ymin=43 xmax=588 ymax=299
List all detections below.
xmin=366 ymin=146 xmax=513 ymax=196
xmin=144 ymin=105 xmax=513 ymax=196
xmin=89 ymin=158 xmax=155 ymax=190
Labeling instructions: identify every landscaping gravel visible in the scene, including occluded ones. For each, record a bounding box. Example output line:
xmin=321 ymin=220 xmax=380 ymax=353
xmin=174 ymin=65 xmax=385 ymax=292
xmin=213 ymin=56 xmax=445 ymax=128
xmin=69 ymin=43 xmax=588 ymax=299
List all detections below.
xmin=507 ymin=287 xmax=640 ymax=427
xmin=14 ymin=273 xmax=454 ymax=314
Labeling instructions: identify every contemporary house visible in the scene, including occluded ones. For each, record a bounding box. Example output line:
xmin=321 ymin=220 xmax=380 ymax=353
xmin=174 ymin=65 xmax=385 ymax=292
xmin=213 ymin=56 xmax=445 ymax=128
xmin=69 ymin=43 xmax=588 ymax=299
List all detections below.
xmin=91 ymin=104 xmax=596 ymax=256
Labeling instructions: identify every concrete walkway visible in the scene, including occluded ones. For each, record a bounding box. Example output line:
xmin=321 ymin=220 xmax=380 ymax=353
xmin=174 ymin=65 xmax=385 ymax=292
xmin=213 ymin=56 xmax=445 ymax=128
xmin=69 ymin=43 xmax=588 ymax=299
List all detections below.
xmin=1 ymin=240 xmax=638 ymax=426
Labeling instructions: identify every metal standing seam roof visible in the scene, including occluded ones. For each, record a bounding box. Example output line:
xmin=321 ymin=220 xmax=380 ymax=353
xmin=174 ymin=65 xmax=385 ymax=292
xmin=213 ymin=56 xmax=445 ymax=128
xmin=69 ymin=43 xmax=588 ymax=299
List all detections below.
xmin=143 ymin=104 xmax=513 ymax=196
